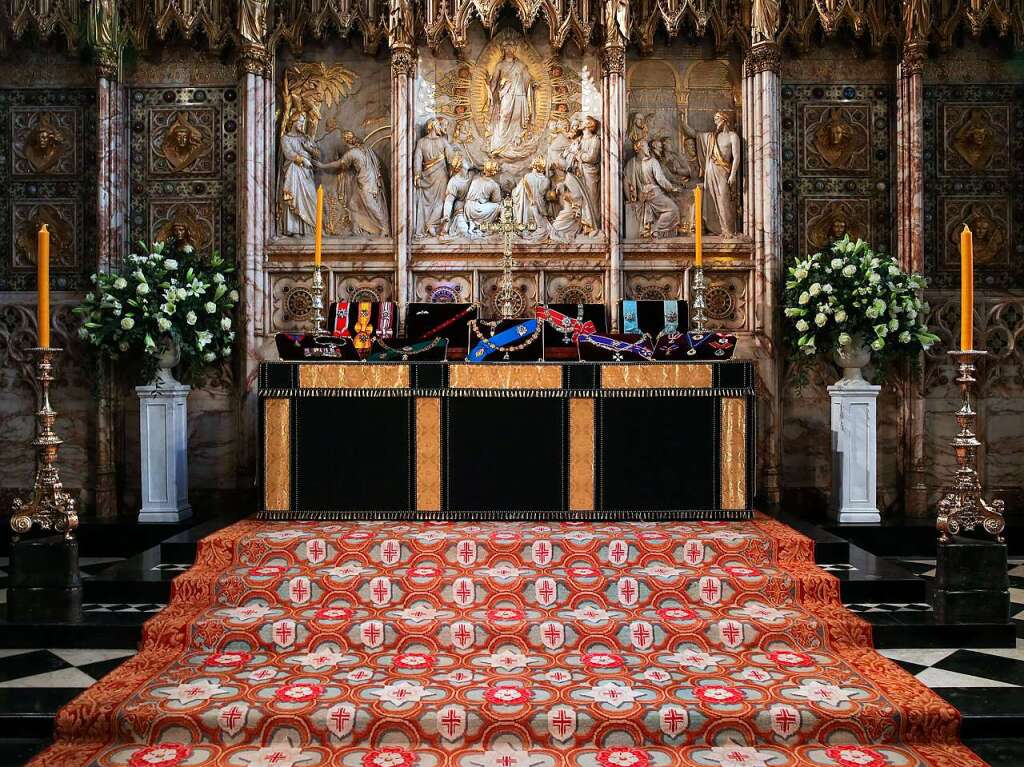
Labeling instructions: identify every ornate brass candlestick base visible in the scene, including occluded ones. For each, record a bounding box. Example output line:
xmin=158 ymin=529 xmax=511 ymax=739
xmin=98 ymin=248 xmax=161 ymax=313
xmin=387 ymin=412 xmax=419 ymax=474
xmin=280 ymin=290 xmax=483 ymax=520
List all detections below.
xmin=690 ymin=266 xmax=708 ymax=334
xmin=479 ymin=197 xmax=531 ymax=320
xmin=310 ymin=265 xmax=326 ymax=334
xmin=11 ymin=347 xmax=78 ymax=540
xmin=936 ymin=349 xmax=1005 ymax=544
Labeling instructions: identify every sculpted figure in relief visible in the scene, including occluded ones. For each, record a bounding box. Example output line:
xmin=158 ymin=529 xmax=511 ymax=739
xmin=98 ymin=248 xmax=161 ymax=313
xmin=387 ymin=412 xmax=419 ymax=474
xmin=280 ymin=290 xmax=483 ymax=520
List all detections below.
xmin=465 ymin=160 xmax=504 ymax=231
xmin=442 ymin=152 xmax=475 ymax=238
xmin=683 ymin=110 xmax=741 ymax=236
xmin=317 ymin=131 xmax=390 ymax=237
xmin=511 ymin=157 xmax=552 ymax=237
xmin=567 ymin=115 xmax=602 ymax=227
xmin=414 ymin=118 xmax=454 ymax=237
xmin=24 ymin=113 xmax=67 ymax=174
xmin=278 ymin=112 xmax=319 ymax=236
xmin=751 ymin=0 xmax=780 ymax=42
xmin=484 ymin=42 xmax=538 ymax=157
xmin=952 ymin=109 xmax=995 ymax=171
xmin=548 ymin=161 xmax=596 ymax=241
xmin=625 ymin=140 xmax=679 ymax=238
xmin=161 ymin=111 xmax=206 ymax=173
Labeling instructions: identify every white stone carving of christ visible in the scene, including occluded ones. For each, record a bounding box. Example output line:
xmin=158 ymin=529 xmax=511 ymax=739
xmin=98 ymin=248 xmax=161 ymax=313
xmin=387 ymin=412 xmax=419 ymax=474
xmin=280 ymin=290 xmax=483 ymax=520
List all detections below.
xmin=486 ymin=43 xmax=536 ymax=157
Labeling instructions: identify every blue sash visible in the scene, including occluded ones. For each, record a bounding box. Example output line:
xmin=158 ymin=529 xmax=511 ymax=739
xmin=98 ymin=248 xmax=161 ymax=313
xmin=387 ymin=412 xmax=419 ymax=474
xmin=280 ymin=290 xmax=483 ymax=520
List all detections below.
xmin=622 ymin=300 xmax=639 ymax=334
xmin=578 ymin=333 xmax=654 ymax=361
xmin=468 ymin=319 xmax=539 ymax=363
xmin=685 ymin=330 xmax=713 ymax=356
xmin=663 ymin=300 xmax=680 ymax=334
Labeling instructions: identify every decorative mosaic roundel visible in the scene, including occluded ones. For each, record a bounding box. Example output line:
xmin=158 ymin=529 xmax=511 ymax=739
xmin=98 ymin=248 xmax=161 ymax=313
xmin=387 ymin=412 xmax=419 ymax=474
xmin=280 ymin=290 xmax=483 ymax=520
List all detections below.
xmin=705 ymin=285 xmax=734 ymax=320
xmin=284 ymin=286 xmax=314 ymax=320
xmin=636 ymin=285 xmax=669 ymax=301
xmin=556 ymin=285 xmax=593 ymax=304
xmin=350 ymin=287 xmax=381 ymax=303
xmin=430 ymin=284 xmax=462 ymax=303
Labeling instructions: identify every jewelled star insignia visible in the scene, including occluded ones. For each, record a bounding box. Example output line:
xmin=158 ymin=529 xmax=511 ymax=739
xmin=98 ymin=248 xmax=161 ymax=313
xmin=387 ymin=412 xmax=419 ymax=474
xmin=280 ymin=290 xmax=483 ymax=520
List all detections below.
xmin=371 ymin=680 xmax=429 ymax=705
xmin=581 ymin=682 xmax=642 ymax=708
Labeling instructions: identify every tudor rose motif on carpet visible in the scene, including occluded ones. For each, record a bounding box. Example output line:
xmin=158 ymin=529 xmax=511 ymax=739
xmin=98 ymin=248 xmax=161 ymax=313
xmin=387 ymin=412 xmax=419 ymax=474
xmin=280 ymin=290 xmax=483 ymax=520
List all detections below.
xmin=31 ymin=518 xmax=983 ymax=767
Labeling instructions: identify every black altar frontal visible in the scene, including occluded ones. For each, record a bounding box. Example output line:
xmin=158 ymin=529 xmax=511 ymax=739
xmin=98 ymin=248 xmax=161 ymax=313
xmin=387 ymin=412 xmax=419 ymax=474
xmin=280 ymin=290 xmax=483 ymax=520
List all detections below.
xmin=258 ymin=360 xmax=755 ymax=521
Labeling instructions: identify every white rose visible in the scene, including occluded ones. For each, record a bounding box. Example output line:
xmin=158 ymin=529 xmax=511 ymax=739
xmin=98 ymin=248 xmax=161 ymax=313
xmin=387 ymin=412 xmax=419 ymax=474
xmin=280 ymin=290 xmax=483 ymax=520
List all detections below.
xmin=186 ymin=311 xmax=197 ymax=326
xmin=899 ymin=331 xmax=911 ymax=343
xmin=822 ymin=284 xmax=833 ymax=293
xmin=220 ymin=317 xmax=232 ymax=331
xmin=157 ymin=317 xmax=172 ymax=332
xmin=838 ymin=332 xmax=852 ymax=347
xmin=809 ymin=283 xmax=821 ymax=297
xmin=888 ymin=264 xmax=901 ymax=276
xmin=120 ymin=317 xmax=134 ymax=330
xmin=871 ymin=338 xmax=884 ymax=351
xmin=796 ymin=319 xmax=809 ymax=332
xmin=229 ymin=290 xmax=239 ymax=302
xmin=136 ymin=282 xmax=150 ymax=295
xmin=204 ymin=352 xmax=216 ymax=362
xmin=794 ymin=268 xmax=808 ymax=281
xmin=163 ymin=259 xmax=178 ymax=270
xmin=205 ymin=301 xmax=217 ymax=314
xmin=213 ymin=273 xmax=225 ymax=284
xmin=196 ymin=330 xmax=212 ymax=349
xmin=798 ymin=292 xmax=810 ymax=305
xmin=906 ymin=309 xmax=917 ymax=320
xmin=831 ymin=258 xmax=843 ymax=270
xmin=177 ymin=288 xmax=188 ymax=300
xmin=113 ymin=277 xmax=127 ymax=290
xmin=814 ymin=312 xmax=827 ymax=327
xmin=834 ymin=309 xmax=847 ymax=323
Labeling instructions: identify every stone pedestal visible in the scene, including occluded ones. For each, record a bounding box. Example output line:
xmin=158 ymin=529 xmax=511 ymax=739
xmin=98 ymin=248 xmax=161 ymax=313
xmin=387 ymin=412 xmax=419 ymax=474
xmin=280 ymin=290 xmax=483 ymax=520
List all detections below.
xmin=933 ymin=536 xmax=1010 ymax=624
xmin=7 ymin=535 xmax=82 ymax=623
xmin=828 ymin=378 xmax=881 ymax=524
xmin=136 ymin=381 xmax=192 ymax=523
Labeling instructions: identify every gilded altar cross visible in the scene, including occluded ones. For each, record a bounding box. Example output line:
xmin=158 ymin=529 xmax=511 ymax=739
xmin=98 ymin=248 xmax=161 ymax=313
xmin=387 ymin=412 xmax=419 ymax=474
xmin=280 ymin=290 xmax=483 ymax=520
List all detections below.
xmin=477 ymin=197 xmax=535 ymax=320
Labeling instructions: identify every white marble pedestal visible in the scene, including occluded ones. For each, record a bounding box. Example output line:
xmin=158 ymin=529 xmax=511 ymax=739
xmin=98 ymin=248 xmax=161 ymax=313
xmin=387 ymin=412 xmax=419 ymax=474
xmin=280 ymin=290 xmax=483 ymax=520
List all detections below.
xmin=828 ymin=377 xmax=881 ymax=524
xmin=136 ymin=380 xmax=192 ymax=523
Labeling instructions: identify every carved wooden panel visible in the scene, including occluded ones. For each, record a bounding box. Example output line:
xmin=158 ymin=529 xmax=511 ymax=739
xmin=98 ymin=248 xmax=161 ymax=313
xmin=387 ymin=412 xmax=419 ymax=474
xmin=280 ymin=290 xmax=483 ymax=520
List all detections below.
xmin=782 ymin=83 xmax=893 ymax=259
xmin=0 ymin=88 xmax=95 ymax=291
xmin=924 ymin=85 xmax=1023 ymax=289
xmin=129 ymin=86 xmax=237 ymax=261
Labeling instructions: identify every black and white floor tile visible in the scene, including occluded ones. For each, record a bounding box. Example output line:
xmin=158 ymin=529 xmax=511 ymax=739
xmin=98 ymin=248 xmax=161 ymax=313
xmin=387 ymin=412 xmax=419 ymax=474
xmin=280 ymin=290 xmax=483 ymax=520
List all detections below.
xmin=843 ymin=602 xmax=933 ymax=613
xmin=817 ymin=563 xmax=857 ymax=572
xmin=150 ymin=563 xmax=191 ymax=573
xmin=0 ymin=648 xmax=136 ymax=689
xmin=880 ymin=640 xmax=1024 ymax=689
xmin=82 ymin=603 xmax=167 ymax=614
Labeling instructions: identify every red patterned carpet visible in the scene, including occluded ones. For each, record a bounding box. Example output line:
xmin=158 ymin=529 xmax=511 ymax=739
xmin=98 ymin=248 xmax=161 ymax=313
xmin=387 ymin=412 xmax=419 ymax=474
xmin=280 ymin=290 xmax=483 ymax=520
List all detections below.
xmin=32 ymin=518 xmax=984 ymax=767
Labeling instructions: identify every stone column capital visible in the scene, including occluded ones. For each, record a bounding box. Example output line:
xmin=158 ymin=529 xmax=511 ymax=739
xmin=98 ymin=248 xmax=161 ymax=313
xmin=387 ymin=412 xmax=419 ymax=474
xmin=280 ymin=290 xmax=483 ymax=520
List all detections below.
xmin=900 ymin=41 xmax=926 ymax=77
xmin=238 ymin=43 xmax=271 ymax=78
xmin=600 ymin=45 xmax=626 ymax=77
xmin=744 ymin=41 xmax=780 ymax=77
xmin=391 ymin=44 xmax=416 ymax=78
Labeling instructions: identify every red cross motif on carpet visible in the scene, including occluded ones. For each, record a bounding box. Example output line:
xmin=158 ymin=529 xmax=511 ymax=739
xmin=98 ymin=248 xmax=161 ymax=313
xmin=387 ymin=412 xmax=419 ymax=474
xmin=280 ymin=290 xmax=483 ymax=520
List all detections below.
xmin=31 ymin=517 xmax=982 ymax=767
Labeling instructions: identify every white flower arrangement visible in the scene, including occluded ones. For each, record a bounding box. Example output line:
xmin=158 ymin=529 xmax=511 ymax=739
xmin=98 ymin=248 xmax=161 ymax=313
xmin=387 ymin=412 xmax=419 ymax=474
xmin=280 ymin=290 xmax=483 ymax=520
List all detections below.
xmin=75 ymin=241 xmax=238 ymax=383
xmin=784 ymin=236 xmax=939 ymax=374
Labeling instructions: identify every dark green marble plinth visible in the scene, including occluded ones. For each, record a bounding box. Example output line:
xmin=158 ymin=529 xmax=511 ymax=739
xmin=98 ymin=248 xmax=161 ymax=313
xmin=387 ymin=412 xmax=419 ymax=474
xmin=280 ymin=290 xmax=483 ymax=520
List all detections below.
xmin=933 ymin=535 xmax=1011 ymax=625
xmin=6 ymin=534 xmax=82 ymax=623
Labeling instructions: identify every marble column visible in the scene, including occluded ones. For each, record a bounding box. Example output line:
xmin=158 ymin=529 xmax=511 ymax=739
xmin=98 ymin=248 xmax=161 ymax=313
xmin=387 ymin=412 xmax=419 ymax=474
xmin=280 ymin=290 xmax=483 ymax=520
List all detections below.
xmin=95 ymin=64 xmax=129 ymax=519
xmin=897 ymin=43 xmax=928 ymax=517
xmin=237 ymin=44 xmax=274 ymax=486
xmin=391 ymin=45 xmax=415 ymax=309
xmin=744 ymin=42 xmax=783 ymax=506
xmin=601 ymin=44 xmax=626 ymax=329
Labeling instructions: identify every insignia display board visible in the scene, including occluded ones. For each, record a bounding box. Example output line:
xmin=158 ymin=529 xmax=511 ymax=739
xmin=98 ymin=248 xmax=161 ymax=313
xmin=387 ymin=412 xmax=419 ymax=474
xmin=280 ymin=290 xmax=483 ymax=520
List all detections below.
xmin=258 ymin=361 xmax=754 ymax=520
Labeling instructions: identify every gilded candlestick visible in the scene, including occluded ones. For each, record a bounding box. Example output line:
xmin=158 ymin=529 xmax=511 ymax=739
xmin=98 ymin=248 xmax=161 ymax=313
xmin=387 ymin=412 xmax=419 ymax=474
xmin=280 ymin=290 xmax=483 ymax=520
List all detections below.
xmin=936 ymin=349 xmax=1005 ymax=543
xmin=690 ymin=266 xmax=708 ymax=335
xmin=310 ymin=265 xmax=326 ymax=334
xmin=10 ymin=347 xmax=78 ymax=540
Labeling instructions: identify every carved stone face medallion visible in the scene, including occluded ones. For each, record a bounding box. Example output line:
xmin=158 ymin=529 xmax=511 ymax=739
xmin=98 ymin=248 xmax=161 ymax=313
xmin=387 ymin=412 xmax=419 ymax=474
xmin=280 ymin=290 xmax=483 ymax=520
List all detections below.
xmin=952 ymin=108 xmax=995 ymax=171
xmin=811 ymin=108 xmax=864 ymax=170
xmin=946 ymin=201 xmax=1008 ymax=268
xmin=14 ymin=203 xmax=75 ymax=270
xmin=806 ymin=199 xmax=867 ymax=253
xmin=159 ymin=111 xmax=207 ymax=172
xmin=23 ymin=114 xmax=68 ymax=174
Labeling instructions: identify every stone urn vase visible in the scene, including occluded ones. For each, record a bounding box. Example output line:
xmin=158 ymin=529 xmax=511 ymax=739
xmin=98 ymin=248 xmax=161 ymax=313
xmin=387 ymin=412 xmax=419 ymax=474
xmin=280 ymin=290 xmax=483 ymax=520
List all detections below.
xmin=832 ymin=336 xmax=872 ymax=383
xmin=153 ymin=335 xmax=182 ymax=386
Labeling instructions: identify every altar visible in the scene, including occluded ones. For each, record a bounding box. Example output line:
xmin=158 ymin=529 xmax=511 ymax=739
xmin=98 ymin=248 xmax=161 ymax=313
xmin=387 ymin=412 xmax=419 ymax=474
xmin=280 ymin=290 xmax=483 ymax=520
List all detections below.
xmin=259 ymin=360 xmax=754 ymax=520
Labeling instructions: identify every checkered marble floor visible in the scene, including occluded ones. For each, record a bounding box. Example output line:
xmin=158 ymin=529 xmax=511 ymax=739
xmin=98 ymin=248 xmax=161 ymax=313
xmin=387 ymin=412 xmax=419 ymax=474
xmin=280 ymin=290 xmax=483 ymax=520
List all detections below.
xmin=0 ymin=648 xmax=136 ymax=689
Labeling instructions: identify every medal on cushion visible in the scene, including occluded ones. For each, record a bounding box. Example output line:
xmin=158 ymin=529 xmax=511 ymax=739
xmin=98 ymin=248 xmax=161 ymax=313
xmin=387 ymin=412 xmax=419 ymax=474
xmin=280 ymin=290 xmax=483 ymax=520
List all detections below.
xmin=353 ymin=301 xmax=374 ymax=352
xmin=685 ymin=330 xmax=712 ymax=357
xmin=536 ymin=305 xmax=595 ymax=344
xmin=467 ymin=319 xmax=540 ymax=363
xmin=332 ymin=301 xmax=351 ymax=337
xmin=578 ymin=333 xmax=654 ymax=361
xmin=709 ymin=333 xmax=735 ymax=357
xmin=378 ymin=302 xmax=395 ymax=339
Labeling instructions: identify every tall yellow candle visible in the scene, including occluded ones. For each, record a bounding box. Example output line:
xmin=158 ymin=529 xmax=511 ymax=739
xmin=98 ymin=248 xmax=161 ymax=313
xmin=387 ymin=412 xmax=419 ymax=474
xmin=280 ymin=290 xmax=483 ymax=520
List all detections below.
xmin=314 ymin=185 xmax=324 ymax=268
xmin=693 ymin=185 xmax=703 ymax=267
xmin=37 ymin=223 xmax=50 ymax=348
xmin=960 ymin=224 xmax=973 ymax=351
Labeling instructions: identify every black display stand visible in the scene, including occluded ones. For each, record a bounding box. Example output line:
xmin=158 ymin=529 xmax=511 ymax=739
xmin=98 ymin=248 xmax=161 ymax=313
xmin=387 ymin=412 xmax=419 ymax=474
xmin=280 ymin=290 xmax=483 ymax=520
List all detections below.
xmin=6 ymin=534 xmax=82 ymax=623
xmin=932 ymin=535 xmax=1010 ymax=625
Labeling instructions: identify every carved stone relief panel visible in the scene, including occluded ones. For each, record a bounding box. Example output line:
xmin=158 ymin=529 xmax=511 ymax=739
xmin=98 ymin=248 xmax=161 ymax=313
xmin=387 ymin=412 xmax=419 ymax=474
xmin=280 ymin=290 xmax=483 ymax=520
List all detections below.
xmin=544 ymin=273 xmax=605 ymax=304
xmin=782 ymin=83 xmax=893 ymax=259
xmin=11 ymin=108 xmax=78 ymax=176
xmin=275 ymin=50 xmax=392 ymax=242
xmin=702 ymin=270 xmax=748 ymax=331
xmin=924 ymin=85 xmax=1023 ymax=289
xmin=129 ymin=86 xmax=237 ymax=262
xmin=625 ymin=53 xmax=742 ymax=240
xmin=149 ymin=108 xmax=217 ymax=176
xmin=0 ymin=88 xmax=96 ymax=291
xmin=270 ymin=271 xmax=322 ymax=332
xmin=478 ymin=270 xmax=539 ymax=318
xmin=12 ymin=200 xmax=79 ymax=271
xmin=414 ymin=273 xmax=474 ymax=303
xmin=623 ymin=271 xmax=684 ymax=300
xmin=415 ymin=26 xmax=602 ymax=243
xmin=333 ymin=273 xmax=395 ymax=303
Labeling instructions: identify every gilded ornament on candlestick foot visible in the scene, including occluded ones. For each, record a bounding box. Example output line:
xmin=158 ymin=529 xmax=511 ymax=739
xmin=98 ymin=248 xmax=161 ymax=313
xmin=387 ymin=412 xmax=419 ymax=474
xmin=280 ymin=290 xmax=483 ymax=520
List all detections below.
xmin=936 ymin=349 xmax=1005 ymax=544
xmin=10 ymin=347 xmax=79 ymax=540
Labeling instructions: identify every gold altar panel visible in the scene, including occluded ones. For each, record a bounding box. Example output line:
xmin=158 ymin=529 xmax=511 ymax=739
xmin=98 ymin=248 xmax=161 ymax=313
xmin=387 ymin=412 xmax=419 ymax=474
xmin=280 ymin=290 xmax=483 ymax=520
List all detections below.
xmin=601 ymin=364 xmax=712 ymax=389
xmin=448 ymin=364 xmax=562 ymax=390
xmin=416 ymin=397 xmax=442 ymax=512
xmin=569 ymin=398 xmax=596 ymax=511
xmin=298 ymin=365 xmax=411 ymax=389
xmin=721 ymin=397 xmax=746 ymax=510
xmin=264 ymin=398 xmax=291 ymax=511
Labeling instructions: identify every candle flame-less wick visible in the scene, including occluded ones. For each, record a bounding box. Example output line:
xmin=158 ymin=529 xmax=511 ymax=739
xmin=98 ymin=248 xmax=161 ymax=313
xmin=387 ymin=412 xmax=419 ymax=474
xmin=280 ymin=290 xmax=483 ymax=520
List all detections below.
xmin=39 ymin=224 xmax=49 ymax=233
